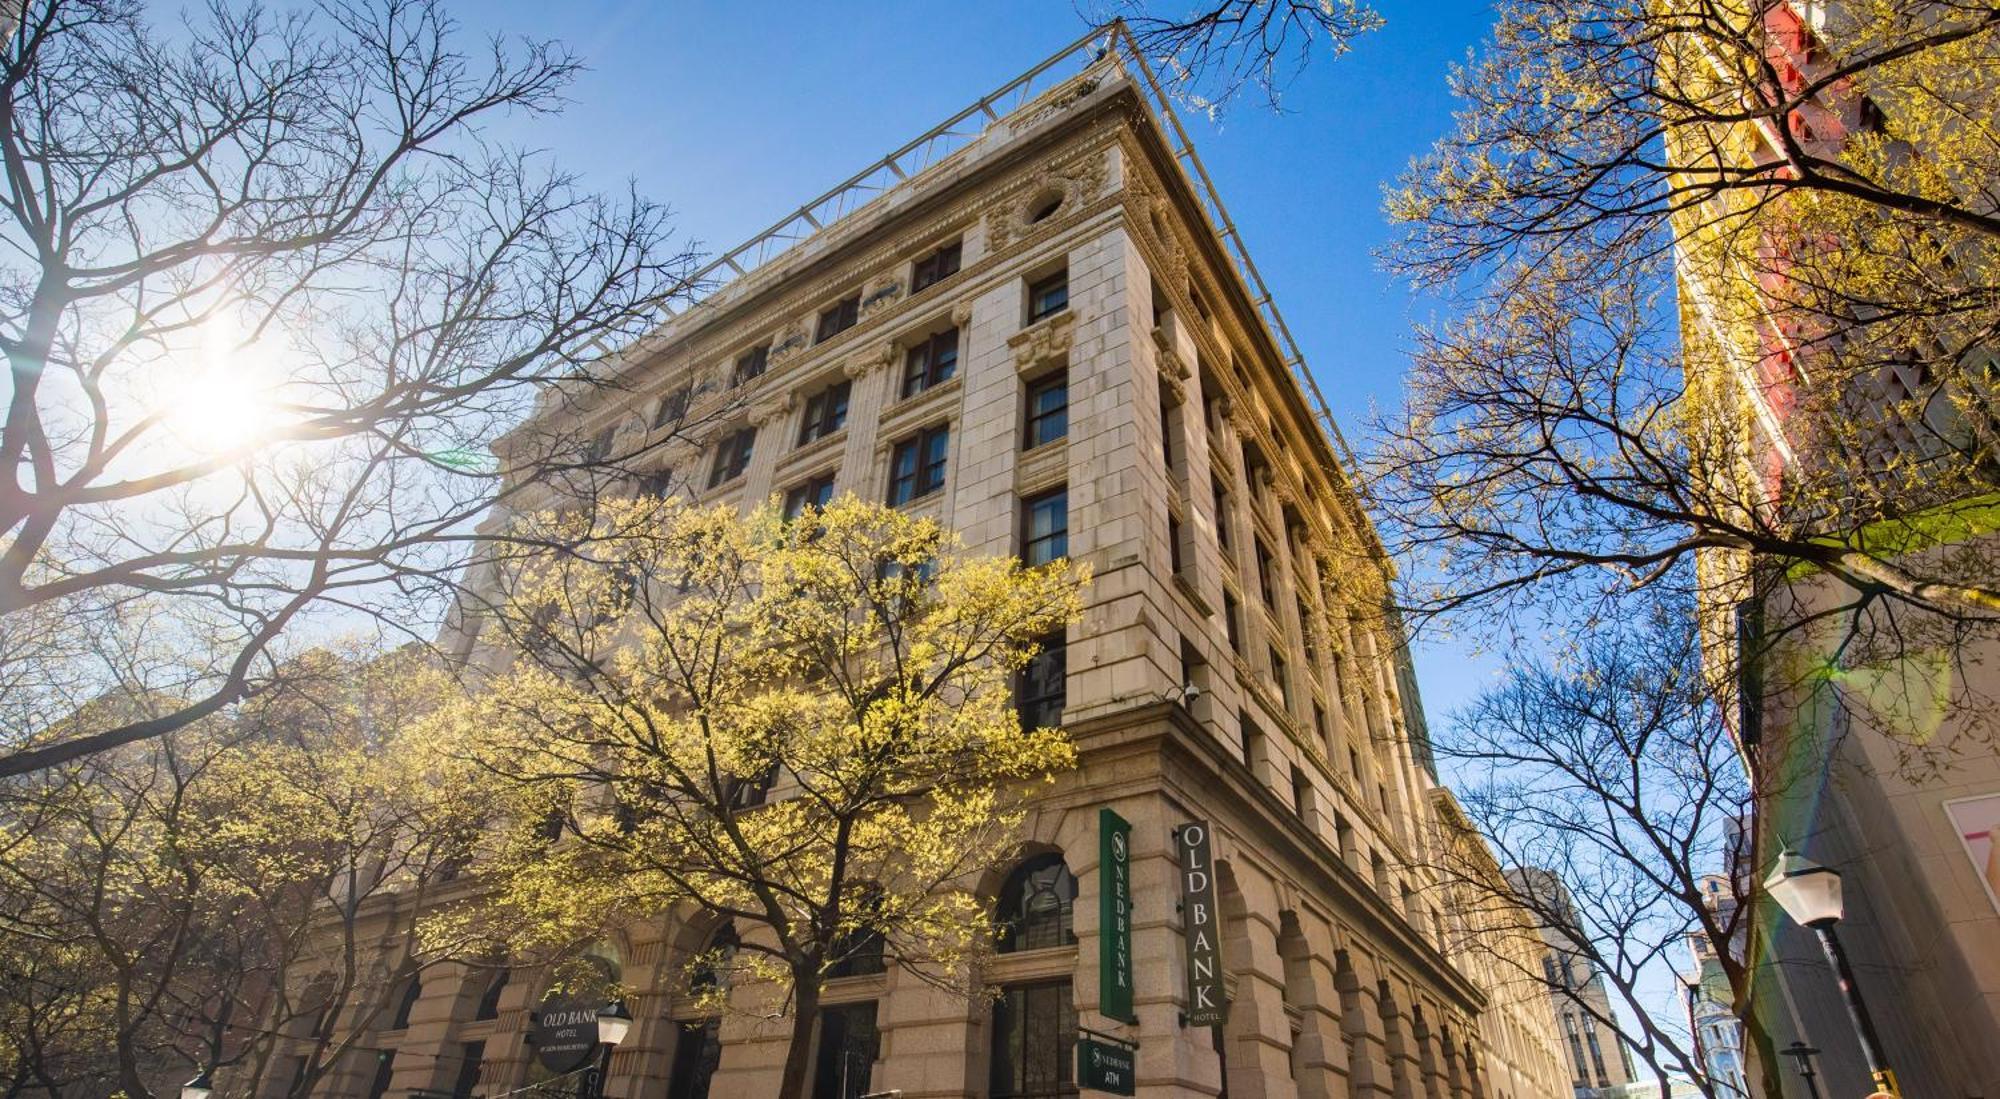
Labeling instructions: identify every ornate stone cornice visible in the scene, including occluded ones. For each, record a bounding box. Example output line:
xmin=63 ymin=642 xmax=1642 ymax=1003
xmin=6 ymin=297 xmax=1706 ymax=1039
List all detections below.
xmin=844 ymin=341 xmax=896 ymax=380
xmin=1008 ymin=310 xmax=1077 ymax=375
xmin=748 ymin=391 xmax=795 ymax=428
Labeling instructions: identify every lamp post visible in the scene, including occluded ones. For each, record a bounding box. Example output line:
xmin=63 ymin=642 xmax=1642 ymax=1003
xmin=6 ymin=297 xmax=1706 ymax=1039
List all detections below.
xmin=1783 ymin=1040 xmax=1826 ymax=1099
xmin=579 ymin=999 xmax=632 ymax=1099
xmin=180 ymin=1069 xmax=214 ymax=1099
xmin=1764 ymin=851 xmax=1901 ymax=1098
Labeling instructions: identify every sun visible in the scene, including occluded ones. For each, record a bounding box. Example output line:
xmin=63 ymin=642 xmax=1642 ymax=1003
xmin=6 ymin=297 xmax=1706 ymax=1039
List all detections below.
xmin=162 ymin=311 xmax=286 ymax=456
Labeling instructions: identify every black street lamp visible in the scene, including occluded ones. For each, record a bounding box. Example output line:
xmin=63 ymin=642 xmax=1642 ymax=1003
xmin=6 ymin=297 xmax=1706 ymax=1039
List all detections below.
xmin=1765 ymin=851 xmax=1902 ymax=1098
xmin=1784 ymin=1040 xmax=1826 ymax=1099
xmin=579 ymin=999 xmax=632 ymax=1099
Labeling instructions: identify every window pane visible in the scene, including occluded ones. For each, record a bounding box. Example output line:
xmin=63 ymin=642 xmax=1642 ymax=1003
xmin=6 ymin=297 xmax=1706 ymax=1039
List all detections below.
xmin=1026 ymin=373 xmax=1069 ymax=449
xmin=1029 ymin=271 xmax=1069 ymax=322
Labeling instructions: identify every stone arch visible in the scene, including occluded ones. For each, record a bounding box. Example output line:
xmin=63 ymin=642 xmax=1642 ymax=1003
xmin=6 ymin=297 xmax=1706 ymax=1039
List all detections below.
xmin=1335 ymin=950 xmax=1390 ymax=1099
xmin=1376 ymin=979 xmax=1417 ymax=1099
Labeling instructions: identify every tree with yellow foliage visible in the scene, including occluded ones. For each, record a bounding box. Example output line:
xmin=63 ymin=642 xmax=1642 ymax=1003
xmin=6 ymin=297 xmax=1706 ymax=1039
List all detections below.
xmin=439 ymin=494 xmax=1087 ymax=1099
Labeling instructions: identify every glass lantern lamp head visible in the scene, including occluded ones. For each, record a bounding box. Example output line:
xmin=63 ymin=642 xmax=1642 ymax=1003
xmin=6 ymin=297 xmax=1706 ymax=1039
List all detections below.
xmin=181 ymin=1069 xmax=215 ymax=1099
xmin=596 ymin=999 xmax=633 ymax=1047
xmin=1765 ymin=850 xmax=1845 ymax=928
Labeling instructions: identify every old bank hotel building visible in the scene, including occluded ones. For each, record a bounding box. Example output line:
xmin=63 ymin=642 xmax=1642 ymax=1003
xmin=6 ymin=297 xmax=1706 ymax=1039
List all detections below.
xmin=312 ymin=28 xmax=1572 ymax=1099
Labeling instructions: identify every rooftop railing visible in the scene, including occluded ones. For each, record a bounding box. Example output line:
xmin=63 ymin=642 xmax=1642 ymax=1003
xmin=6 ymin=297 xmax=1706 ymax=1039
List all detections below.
xmin=650 ymin=19 xmax=1359 ymax=474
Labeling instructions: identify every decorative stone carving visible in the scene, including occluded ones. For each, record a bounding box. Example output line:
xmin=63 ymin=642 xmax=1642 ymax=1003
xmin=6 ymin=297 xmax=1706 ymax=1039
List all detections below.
xmin=860 ymin=278 xmax=904 ymax=319
xmin=951 ymin=299 xmax=975 ymax=328
xmin=1008 ymin=310 xmax=1076 ymax=374
xmin=985 ymin=149 xmax=1112 ymax=254
xmin=845 ymin=341 xmax=896 ymax=380
xmin=768 ymin=323 xmax=808 ymax=368
xmin=748 ymin=391 xmax=795 ymax=428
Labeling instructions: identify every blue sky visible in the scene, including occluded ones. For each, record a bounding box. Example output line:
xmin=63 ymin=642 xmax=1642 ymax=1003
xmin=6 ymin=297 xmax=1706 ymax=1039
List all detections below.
xmin=452 ymin=0 xmax=1510 ymax=718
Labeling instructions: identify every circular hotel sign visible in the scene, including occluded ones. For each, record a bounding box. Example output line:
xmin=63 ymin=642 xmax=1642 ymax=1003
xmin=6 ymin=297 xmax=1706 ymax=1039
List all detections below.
xmin=530 ymin=996 xmax=602 ymax=1074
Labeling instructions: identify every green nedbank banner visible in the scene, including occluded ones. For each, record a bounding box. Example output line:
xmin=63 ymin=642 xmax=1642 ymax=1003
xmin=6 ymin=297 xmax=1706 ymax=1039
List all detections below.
xmin=1099 ymin=807 xmax=1137 ymax=1023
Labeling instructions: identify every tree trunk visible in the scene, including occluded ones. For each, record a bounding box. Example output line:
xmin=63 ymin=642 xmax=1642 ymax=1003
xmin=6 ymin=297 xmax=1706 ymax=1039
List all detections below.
xmin=778 ymin=974 xmax=822 ymax=1099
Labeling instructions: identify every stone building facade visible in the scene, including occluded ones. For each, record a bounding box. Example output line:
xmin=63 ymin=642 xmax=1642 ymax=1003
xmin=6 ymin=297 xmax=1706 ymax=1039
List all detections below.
xmin=282 ymin=34 xmax=1570 ymax=1099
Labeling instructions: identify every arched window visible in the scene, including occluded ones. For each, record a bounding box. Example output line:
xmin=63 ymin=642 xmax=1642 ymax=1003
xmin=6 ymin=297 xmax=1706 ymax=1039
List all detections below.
xmin=996 ymin=854 xmax=1076 ymax=953
xmin=387 ymin=963 xmax=422 ymax=1031
xmin=474 ymin=964 xmax=510 ymax=1021
xmin=689 ymin=923 xmax=739 ymax=993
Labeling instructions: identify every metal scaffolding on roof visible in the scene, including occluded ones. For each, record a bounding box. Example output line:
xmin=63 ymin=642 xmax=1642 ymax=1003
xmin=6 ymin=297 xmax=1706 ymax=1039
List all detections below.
xmin=656 ymin=19 xmax=1360 ymax=475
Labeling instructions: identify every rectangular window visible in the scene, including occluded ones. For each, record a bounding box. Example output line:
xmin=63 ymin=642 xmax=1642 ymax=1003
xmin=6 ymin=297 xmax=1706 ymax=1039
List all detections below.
xmin=901 ymin=328 xmax=959 ymax=399
xmin=655 ymin=384 xmax=691 ymax=429
xmin=812 ymin=1001 xmax=880 ymax=1099
xmin=1017 ymin=632 xmax=1067 ymax=730
xmin=1270 ymin=646 xmax=1291 ymax=709
xmin=733 ymin=344 xmax=770 ymax=386
xmin=1256 ymin=539 xmax=1277 ymax=606
xmin=1160 ymin=393 xmax=1178 ymax=474
xmin=1224 ymin=592 xmax=1242 ymax=654
xmin=1314 ymin=703 xmax=1331 ymax=754
xmin=989 ymin=979 xmax=1077 ymax=1099
xmin=911 ymin=240 xmax=962 ymax=293
xmin=887 ymin=424 xmax=951 ymax=505
xmin=365 ymin=1052 xmax=396 ymax=1099
xmin=1021 ymin=487 xmax=1069 ymax=567
xmin=1212 ymin=477 xmax=1232 ymax=551
xmin=816 ymin=294 xmax=861 ymax=343
xmin=1168 ymin=513 xmax=1184 ymax=575
xmin=1023 ymin=370 xmax=1069 ymax=449
xmin=1291 ymin=764 xmax=1311 ymax=819
xmin=451 ymin=1041 xmax=485 ymax=1099
xmin=1298 ymin=597 xmax=1318 ymax=663
xmin=783 ymin=472 xmax=837 ymax=520
xmin=707 ymin=427 xmax=756 ymax=488
xmin=667 ymin=1018 xmax=722 ymax=1099
xmin=798 ymin=380 xmax=851 ymax=445
xmin=1027 ymin=268 xmax=1069 ymax=323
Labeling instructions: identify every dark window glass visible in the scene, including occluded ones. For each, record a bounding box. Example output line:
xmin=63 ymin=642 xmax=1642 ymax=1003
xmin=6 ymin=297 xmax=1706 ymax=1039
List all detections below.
xmin=734 ymin=344 xmax=770 ymax=386
xmin=1029 ymin=192 xmax=1064 ymax=223
xmin=817 ymin=295 xmax=861 ymax=343
xmin=638 ymin=468 xmax=674 ymax=499
xmin=901 ymin=328 xmax=959 ymax=399
xmin=783 ymin=473 xmax=837 ymax=520
xmin=365 ymin=1052 xmax=396 ymax=1099
xmin=811 ymin=1001 xmax=879 ymax=1099
xmin=911 ymin=240 xmax=962 ymax=293
xmin=388 ymin=969 xmax=421 ymax=1030
xmin=726 ymin=763 xmax=778 ymax=811
xmin=1024 ymin=372 xmax=1069 ymax=449
xmin=1016 ymin=632 xmax=1066 ymax=731
xmin=798 ymin=380 xmax=851 ymax=445
xmin=887 ymin=425 xmax=950 ymax=505
xmin=996 ymin=854 xmax=1076 ymax=952
xmin=1160 ymin=394 xmax=1178 ymax=472
xmin=667 ymin=1018 xmax=722 ymax=1099
xmin=1224 ymin=592 xmax=1242 ymax=653
xmin=1169 ymin=513 xmax=1185 ymax=575
xmin=1021 ymin=488 xmax=1068 ymax=567
xmin=656 ymin=385 xmax=692 ymax=428
xmin=1270 ymin=646 xmax=1291 ymax=708
xmin=474 ymin=967 xmax=509 ymax=1021
xmin=1212 ymin=478 xmax=1232 ymax=551
xmin=690 ymin=925 xmax=739 ymax=993
xmin=1256 ymin=539 xmax=1277 ymax=606
xmin=450 ymin=1040 xmax=484 ymax=1099
xmin=1027 ymin=270 xmax=1069 ymax=323
xmin=989 ymin=979 xmax=1078 ymax=1099
xmin=708 ymin=427 xmax=756 ymax=488
xmin=828 ymin=885 xmax=886 ymax=978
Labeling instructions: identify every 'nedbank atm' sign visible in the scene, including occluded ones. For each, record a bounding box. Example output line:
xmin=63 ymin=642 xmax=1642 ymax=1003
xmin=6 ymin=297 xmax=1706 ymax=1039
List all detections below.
xmin=1175 ymin=820 xmax=1227 ymax=1026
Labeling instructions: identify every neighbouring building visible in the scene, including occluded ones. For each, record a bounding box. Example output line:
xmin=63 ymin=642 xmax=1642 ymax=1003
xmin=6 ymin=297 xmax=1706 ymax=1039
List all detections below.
xmin=1505 ymin=869 xmax=1637 ymax=1099
xmin=1664 ymin=3 xmax=2000 ymax=1098
xmin=1686 ymin=875 xmax=1752 ymax=1099
xmin=266 ymin=26 xmax=1571 ymax=1099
